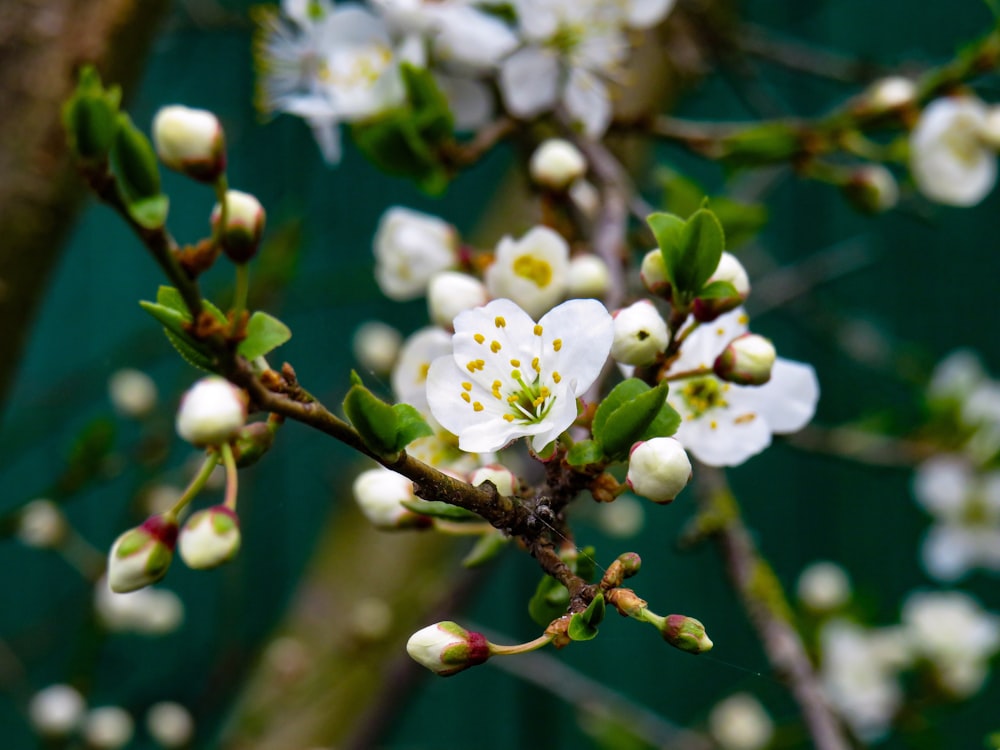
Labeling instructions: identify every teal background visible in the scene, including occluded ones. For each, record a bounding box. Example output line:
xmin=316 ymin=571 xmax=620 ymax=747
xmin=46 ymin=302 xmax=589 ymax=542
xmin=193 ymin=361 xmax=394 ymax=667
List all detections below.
xmin=2 ymin=1 xmax=1000 ymax=748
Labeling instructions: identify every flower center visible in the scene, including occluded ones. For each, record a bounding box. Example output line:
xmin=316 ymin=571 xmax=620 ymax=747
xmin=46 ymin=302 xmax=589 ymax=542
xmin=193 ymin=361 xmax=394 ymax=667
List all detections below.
xmin=679 ymin=377 xmax=728 ymax=417
xmin=504 ymin=370 xmax=555 ymax=424
xmin=943 ymin=113 xmax=984 ymax=166
xmin=548 ymin=23 xmax=585 ymax=55
xmin=512 ymin=255 xmax=553 ymax=288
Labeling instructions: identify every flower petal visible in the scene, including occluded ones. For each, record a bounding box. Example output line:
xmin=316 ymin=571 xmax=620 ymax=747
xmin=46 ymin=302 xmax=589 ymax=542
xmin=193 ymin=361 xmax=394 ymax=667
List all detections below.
xmin=499 ymin=46 xmax=560 ymax=118
xmin=753 ymin=359 xmax=819 ymax=433
xmin=538 ymin=298 xmax=613 ymax=397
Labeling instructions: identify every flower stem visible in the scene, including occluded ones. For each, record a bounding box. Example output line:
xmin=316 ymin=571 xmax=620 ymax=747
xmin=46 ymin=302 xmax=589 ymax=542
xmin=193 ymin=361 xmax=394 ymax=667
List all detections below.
xmin=220 ymin=442 xmax=239 ymax=511
xmin=488 ymin=632 xmax=554 ymax=657
xmin=232 ymin=262 xmax=249 ymax=333
xmin=166 ymin=451 xmax=221 ymax=521
xmin=664 ymin=366 xmax=713 ymax=381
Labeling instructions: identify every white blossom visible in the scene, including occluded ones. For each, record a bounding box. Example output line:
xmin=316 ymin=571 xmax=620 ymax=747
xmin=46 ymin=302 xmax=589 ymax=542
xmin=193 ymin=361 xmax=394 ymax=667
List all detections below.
xmin=83 ymin=707 xmax=134 ymax=750
xmin=152 ymin=105 xmax=225 ymax=181
xmin=485 ymin=226 xmax=570 ymax=318
xmin=17 ymin=499 xmax=67 ymax=549
xmin=708 ymin=693 xmax=774 ymax=750
xmin=796 ymin=561 xmax=851 ymax=612
xmin=178 ymin=506 xmax=241 ymax=569
xmin=427 ymin=298 xmax=613 ymax=452
xmin=374 ymin=207 xmax=458 ymax=301
xmin=95 ymin=577 xmax=184 ymax=635
xmin=529 ymin=138 xmax=587 ymax=189
xmin=406 ymin=621 xmax=490 ymax=675
xmin=108 ymin=368 xmax=158 ymax=418
xmin=146 ymin=702 xmax=194 ymax=748
xmin=567 ymin=255 xmax=610 ymax=299
xmin=353 ymin=467 xmax=428 ymax=529
xmin=353 ymin=320 xmax=403 ymax=375
xmin=29 ymin=684 xmax=85 ymax=738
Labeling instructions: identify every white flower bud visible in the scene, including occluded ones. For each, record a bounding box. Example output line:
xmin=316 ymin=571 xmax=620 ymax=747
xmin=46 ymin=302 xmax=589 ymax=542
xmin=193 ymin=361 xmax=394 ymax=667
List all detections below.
xmin=626 ymin=437 xmax=692 ymax=504
xmin=107 ymin=515 xmax=178 ymax=593
xmin=427 ymin=271 xmax=489 ymax=328
xmin=567 ymin=255 xmax=610 ymax=299
xmin=406 ymin=621 xmax=491 ymax=676
xmin=176 ymin=377 xmax=247 ymax=447
xmin=640 ymin=249 xmax=671 ymax=297
xmin=352 ymin=321 xmax=402 ymax=376
xmin=374 ymin=207 xmax=458 ymax=301
xmin=352 ymin=468 xmax=429 ymax=530
xmin=146 ymin=702 xmax=194 ymax=748
xmin=108 ymin=368 xmax=157 ymax=418
xmin=529 ymin=138 xmax=586 ymax=190
xmin=470 ymin=464 xmax=517 ymax=496
xmin=693 ymin=251 xmax=750 ymax=322
xmin=17 ymin=498 xmax=67 ymax=549
xmin=29 ymin=684 xmax=85 ymax=737
xmin=714 ymin=333 xmax=776 ymax=386
xmin=865 ymin=76 xmax=917 ymax=112
xmin=211 ymin=189 xmax=266 ymax=262
xmin=83 ymin=706 xmax=134 ymax=750
xmin=843 ymin=165 xmax=899 ymax=214
xmin=610 ymin=300 xmax=669 ymax=366
xmin=179 ymin=505 xmax=241 ymax=569
xmin=797 ymin=561 xmax=852 ymax=613
xmin=708 ymin=693 xmax=774 ymax=750
xmin=152 ymin=105 xmax=225 ymax=182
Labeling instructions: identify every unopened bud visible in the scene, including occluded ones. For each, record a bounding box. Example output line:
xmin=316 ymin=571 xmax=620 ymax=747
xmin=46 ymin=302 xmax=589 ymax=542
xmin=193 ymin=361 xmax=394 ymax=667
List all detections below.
xmin=427 ymin=271 xmax=489 ymax=329
xmin=567 ymin=255 xmax=610 ymax=299
xmin=29 ymin=684 xmax=85 ymax=737
xmin=713 ymin=333 xmax=776 ymax=386
xmin=865 ymin=76 xmax=918 ymax=113
xmin=626 ymin=437 xmax=692 ymax=504
xmin=152 ymin=105 xmax=226 ymax=182
xmin=693 ymin=252 xmax=750 ymax=322
xmin=83 ymin=706 xmax=134 ymax=750
xmin=179 ymin=505 xmax=241 ymax=569
xmin=17 ymin=499 xmax=67 ymax=549
xmin=176 ymin=377 xmax=247 ymax=447
xmin=107 ymin=514 xmax=178 ymax=593
xmin=843 ymin=164 xmax=899 ymax=214
xmin=470 ymin=464 xmax=517 ymax=496
xmin=232 ymin=421 xmax=277 ymax=467
xmin=607 ymin=587 xmax=648 ymax=618
xmin=610 ymin=300 xmax=669 ymax=366
xmin=640 ymin=249 xmax=671 ymax=298
xmin=529 ymin=138 xmax=586 ymax=190
xmin=353 ymin=468 xmax=430 ymax=530
xmin=660 ymin=614 xmax=714 ymax=654
xmin=211 ymin=189 xmax=265 ymax=262
xmin=617 ymin=552 xmax=642 ymax=578
xmin=406 ymin=621 xmax=491 ymax=676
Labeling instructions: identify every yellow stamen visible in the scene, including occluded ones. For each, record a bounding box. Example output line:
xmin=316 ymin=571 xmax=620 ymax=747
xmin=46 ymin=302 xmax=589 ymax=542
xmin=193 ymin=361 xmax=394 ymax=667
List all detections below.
xmin=510 ymin=358 xmax=521 ymax=367
xmin=531 ymin=357 xmax=540 ymax=372
xmin=461 ymin=392 xmax=471 ymax=403
xmin=474 ymin=333 xmax=485 ymax=344
xmin=533 ymin=324 xmax=543 ymax=336
xmin=503 ymin=414 xmax=515 ymax=422
xmin=495 ymin=316 xmax=506 ymax=328
xmin=491 ymin=340 xmax=502 ymax=353
xmin=462 ymin=382 xmax=472 ymax=391
xmin=552 ymin=339 xmax=562 ymax=352
xmin=552 ymin=372 xmax=562 ymax=384
xmin=473 ymin=402 xmax=484 ymax=412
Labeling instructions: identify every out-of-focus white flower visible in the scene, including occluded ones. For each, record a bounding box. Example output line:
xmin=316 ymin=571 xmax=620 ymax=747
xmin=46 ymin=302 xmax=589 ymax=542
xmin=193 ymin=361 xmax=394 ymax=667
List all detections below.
xmin=485 ymin=226 xmax=570 ymax=318
xmin=83 ymin=706 xmax=134 ymax=750
xmin=901 ymin=590 xmax=1000 ymax=697
xmin=927 ymin=348 xmax=987 ymax=402
xmin=426 ymin=298 xmax=613 ymax=452
xmin=819 ymin=619 xmax=908 ymax=742
xmin=640 ymin=248 xmax=670 ymax=297
xmin=29 ymin=684 xmax=85 ymax=738
xmin=569 ymin=179 xmax=601 ymax=218
xmin=176 ymin=377 xmax=247 ymax=447
xmin=797 ymin=561 xmax=852 ymax=613
xmin=610 ymin=300 xmax=668 ymax=367
xmin=95 ymin=577 xmax=184 ymax=635
xmin=666 ymin=308 xmax=819 ymax=467
xmin=353 ymin=320 xmax=403 ymax=376
xmin=595 ymin=494 xmax=645 ymax=538
xmin=350 ymin=596 xmax=394 ymax=640
xmin=626 ymin=437 xmax=691 ymax=504
xmin=912 ymin=455 xmax=1000 ymax=580
xmin=567 ymin=255 xmax=610 ymax=299
xmin=17 ymin=499 xmax=67 ymax=549
xmin=374 ymin=207 xmax=458 ymax=301
xmin=529 ymin=138 xmax=587 ymax=190
xmin=708 ymin=692 xmax=774 ymax=750
xmin=392 ymin=326 xmax=453 ymax=413
xmin=428 ymin=271 xmax=489 ymax=329
xmin=108 ymin=368 xmax=158 ymax=418
xmin=864 ymin=76 xmax=917 ymax=112
xmin=152 ymin=105 xmax=226 ymax=182
xmin=353 ymin=467 xmax=429 ymax=529
xmin=406 ymin=621 xmax=491 ymax=676
xmin=146 ymin=702 xmax=194 ymax=748
xmin=910 ymin=96 xmax=997 ymax=207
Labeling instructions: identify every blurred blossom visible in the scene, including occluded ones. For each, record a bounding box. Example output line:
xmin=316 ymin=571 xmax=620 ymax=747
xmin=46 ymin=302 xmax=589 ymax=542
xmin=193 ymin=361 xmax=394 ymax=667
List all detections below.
xmin=146 ymin=702 xmax=194 ymax=748
xmin=797 ymin=560 xmax=852 ymax=613
xmin=29 ymin=684 xmax=85 ymax=738
xmin=94 ymin=577 xmax=184 ymax=635
xmin=353 ymin=320 xmax=403 ymax=376
xmin=708 ymin=692 xmax=774 ymax=750
xmin=83 ymin=706 xmax=134 ymax=750
xmin=108 ymin=368 xmax=158 ymax=418
xmin=595 ymin=494 xmax=645 ymax=538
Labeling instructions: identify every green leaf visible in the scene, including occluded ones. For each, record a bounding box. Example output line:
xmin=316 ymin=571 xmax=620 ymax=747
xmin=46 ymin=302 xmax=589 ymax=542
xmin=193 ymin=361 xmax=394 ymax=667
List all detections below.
xmin=645 ymin=212 xmax=684 ymax=288
xmin=156 ymin=285 xmax=188 ymax=314
xmin=566 ymin=440 xmax=605 ymax=467
xmin=111 ymin=113 xmax=163 ymax=221
xmin=697 ymin=280 xmax=739 ymax=300
xmin=238 ymin=311 xmax=292 ymax=360
xmin=128 ymin=194 xmax=170 ymax=230
xmin=343 ymin=383 xmax=401 ymax=458
xmin=582 ymin=593 xmax=606 ymax=627
xmin=718 ymin=121 xmax=802 ymax=168
xmin=568 ymin=612 xmax=599 ymax=641
xmin=462 ymin=530 xmax=509 ymax=568
xmin=163 ymin=328 xmax=217 ymax=372
xmin=639 ymin=398 xmax=681 ymax=442
xmin=400 ymin=499 xmax=479 ymax=521
xmin=62 ymin=65 xmax=121 ymax=164
xmin=528 ymin=575 xmax=570 ymax=626
xmin=709 ymin=197 xmax=768 ymax=249
xmin=674 ymin=209 xmax=725 ymax=296
xmin=593 ymin=380 xmax=669 ymax=459
xmin=391 ymin=403 xmax=434 ymax=448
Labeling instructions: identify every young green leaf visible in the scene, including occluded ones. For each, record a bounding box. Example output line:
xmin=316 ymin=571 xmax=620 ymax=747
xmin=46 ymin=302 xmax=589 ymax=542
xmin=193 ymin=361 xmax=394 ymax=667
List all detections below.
xmin=391 ymin=403 xmax=434 ymax=448
xmin=342 ymin=383 xmax=401 ymax=458
xmin=400 ymin=499 xmax=479 ymax=521
xmin=238 ymin=311 xmax=292 ymax=360
xmin=566 ymin=440 xmax=605 ymax=468
xmin=697 ymin=280 xmax=740 ymax=300
xmin=461 ymin=530 xmax=509 ymax=568
xmin=568 ymin=597 xmax=605 ymax=642
xmin=528 ymin=575 xmax=570 ymax=626
xmin=674 ymin=209 xmax=725 ymax=296
xmin=593 ymin=379 xmax=670 ymax=459
xmin=645 ymin=212 xmax=685 ymax=287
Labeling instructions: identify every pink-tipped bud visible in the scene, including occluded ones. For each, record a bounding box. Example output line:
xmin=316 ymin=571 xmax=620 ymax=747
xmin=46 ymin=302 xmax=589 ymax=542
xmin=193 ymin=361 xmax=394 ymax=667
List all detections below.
xmin=406 ymin=621 xmax=491 ymax=676
xmin=107 ymin=515 xmax=178 ymax=593
xmin=211 ymin=189 xmax=266 ymax=263
xmin=617 ymin=552 xmax=642 ymax=578
xmin=693 ymin=252 xmax=750 ymax=322
xmin=178 ymin=506 xmax=241 ymax=570
xmin=713 ymin=333 xmax=776 ymax=386
xmin=152 ymin=105 xmax=226 ymax=182
xmin=661 ymin=614 xmax=714 ymax=654
xmin=626 ymin=437 xmax=692 ymax=504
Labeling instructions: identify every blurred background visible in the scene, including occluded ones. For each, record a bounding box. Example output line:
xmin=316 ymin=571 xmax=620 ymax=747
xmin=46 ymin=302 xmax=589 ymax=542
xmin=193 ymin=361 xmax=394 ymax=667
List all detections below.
xmin=2 ymin=0 xmax=999 ymax=748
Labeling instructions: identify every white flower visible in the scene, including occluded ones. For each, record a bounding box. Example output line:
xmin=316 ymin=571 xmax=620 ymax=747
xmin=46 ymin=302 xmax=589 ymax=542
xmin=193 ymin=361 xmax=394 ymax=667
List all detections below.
xmin=17 ymin=498 xmax=67 ymax=549
xmin=901 ymin=590 xmax=1000 ymax=697
xmin=626 ymin=437 xmax=691 ymax=504
xmin=176 ymin=377 xmax=247 ymax=447
xmin=392 ymin=326 xmax=454 ymax=413
xmin=529 ymin=138 xmax=587 ymax=189
xmin=912 ymin=455 xmax=1000 ymax=580
xmin=94 ymin=577 xmax=184 ymax=635
xmin=83 ymin=706 xmax=134 ymax=750
xmin=567 ymin=254 xmax=610 ymax=299
xmin=610 ymin=300 xmax=669 ymax=366
xmin=146 ymin=702 xmax=194 ymax=748
xmin=910 ymin=96 xmax=997 ymax=207
xmin=178 ymin=506 xmax=241 ymax=569
xmin=927 ymin=348 xmax=987 ymax=402
xmin=865 ymin=76 xmax=917 ymax=112
xmin=152 ymin=105 xmax=225 ymax=182
xmin=485 ymin=226 xmax=570 ymax=318
xmin=796 ymin=561 xmax=851 ymax=613
xmin=666 ymin=308 xmax=819 ymax=466
xmin=353 ymin=320 xmax=403 ymax=375
xmin=692 ymin=251 xmax=750 ymax=321
xmin=427 ymin=298 xmax=613 ymax=452
xmin=428 ymin=271 xmax=489 ymax=328
xmin=844 ymin=164 xmax=899 ymax=214
xmin=108 ymin=368 xmax=157 ymax=418
xmin=374 ymin=207 xmax=458 ymax=301
xmin=708 ymin=693 xmax=774 ymax=750
xmin=29 ymin=684 xmax=86 ymax=737
xmin=353 ymin=467 xmax=429 ymax=529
